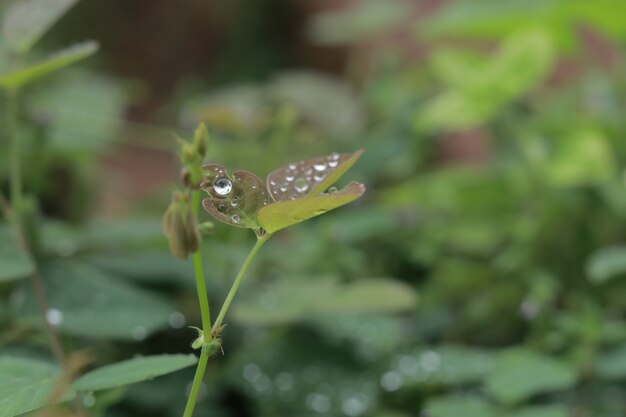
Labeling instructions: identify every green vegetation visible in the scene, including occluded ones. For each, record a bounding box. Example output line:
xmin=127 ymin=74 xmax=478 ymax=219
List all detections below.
xmin=1 ymin=0 xmax=625 ymax=416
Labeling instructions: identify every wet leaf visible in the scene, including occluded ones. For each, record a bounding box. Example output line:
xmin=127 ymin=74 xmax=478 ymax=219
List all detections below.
xmin=0 ymin=41 xmax=99 ymax=89
xmin=201 ymin=164 xmax=270 ymax=229
xmin=266 ymin=149 xmax=364 ymax=201
xmin=73 ymin=354 xmax=197 ymax=392
xmin=2 ymin=0 xmax=79 ymax=54
xmin=258 ymin=181 xmax=365 ymax=234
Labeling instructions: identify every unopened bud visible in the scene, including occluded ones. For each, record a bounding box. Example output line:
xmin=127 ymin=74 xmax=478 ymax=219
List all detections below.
xmin=180 ymin=168 xmax=192 ymax=188
xmin=193 ymin=123 xmax=209 ymax=158
xmin=181 ymin=142 xmax=196 ymax=166
xmin=162 ymin=192 xmax=200 ymax=259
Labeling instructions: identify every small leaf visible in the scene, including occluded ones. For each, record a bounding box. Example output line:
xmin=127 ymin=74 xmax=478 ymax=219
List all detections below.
xmin=0 ymin=225 xmax=35 ymax=282
xmin=201 ymin=164 xmax=270 ymax=229
xmin=0 ymin=41 xmax=99 ymax=89
xmin=266 ymin=149 xmax=364 ymax=201
xmin=0 ymin=356 xmax=74 ymax=417
xmin=73 ymin=354 xmax=198 ymax=392
xmin=2 ymin=0 xmax=79 ymax=54
xmin=258 ymin=181 xmax=365 ymax=234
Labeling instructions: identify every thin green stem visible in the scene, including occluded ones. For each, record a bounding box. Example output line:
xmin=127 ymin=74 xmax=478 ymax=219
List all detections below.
xmin=7 ymin=90 xmax=22 ymax=217
xmin=212 ymin=234 xmax=270 ymax=335
xmin=183 ymin=183 xmax=269 ymax=417
xmin=191 ymin=190 xmax=211 ymax=334
xmin=182 ymin=345 xmax=210 ymax=417
xmin=182 ymin=188 xmax=213 ymax=417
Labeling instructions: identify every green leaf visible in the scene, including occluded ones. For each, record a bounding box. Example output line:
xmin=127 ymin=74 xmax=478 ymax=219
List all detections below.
xmin=267 ymin=149 xmax=364 ymax=201
xmin=405 ymin=346 xmax=495 ymax=386
xmin=232 ymin=277 xmax=417 ymax=326
xmin=417 ymin=28 xmax=554 ymax=131
xmin=505 ymin=404 xmax=569 ymax=417
xmin=586 ymin=246 xmax=626 ymax=284
xmin=425 ymin=395 xmax=497 ymax=417
xmin=595 ymin=343 xmax=626 ymax=380
xmin=27 ymin=70 xmax=125 ymax=150
xmin=2 ymin=0 xmax=79 ymax=54
xmin=201 ymin=165 xmax=270 ymax=229
xmin=0 ymin=356 xmax=74 ymax=417
xmin=484 ymin=349 xmax=577 ymax=404
xmin=544 ymin=130 xmax=616 ymax=186
xmin=16 ymin=262 xmax=175 ymax=340
xmin=0 ymin=41 xmax=99 ymax=89
xmin=258 ymin=181 xmax=365 ymax=234
xmin=269 ymin=71 xmax=366 ymax=137
xmin=0 ymin=225 xmax=35 ymax=282
xmin=418 ymin=0 xmax=560 ymax=40
xmin=308 ymin=0 xmax=409 ymax=45
xmin=318 ymin=278 xmax=418 ymax=314
xmin=73 ymin=354 xmax=198 ymax=392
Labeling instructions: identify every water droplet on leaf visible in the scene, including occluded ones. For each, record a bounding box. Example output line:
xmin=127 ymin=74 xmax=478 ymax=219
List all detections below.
xmin=214 ymin=177 xmax=232 ymax=196
xmin=313 ymin=163 xmax=327 ymax=171
xmin=295 ymin=178 xmax=309 ymax=193
xmin=46 ymin=308 xmax=64 ymax=326
xmin=231 ymin=214 xmax=241 ymax=222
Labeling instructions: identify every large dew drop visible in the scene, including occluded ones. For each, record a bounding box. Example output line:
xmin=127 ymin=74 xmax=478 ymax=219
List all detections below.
xmin=294 ymin=177 xmax=309 ymax=193
xmin=214 ymin=177 xmax=233 ymax=196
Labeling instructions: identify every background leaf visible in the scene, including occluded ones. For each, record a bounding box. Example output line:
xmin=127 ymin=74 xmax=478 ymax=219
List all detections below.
xmin=0 ymin=41 xmax=99 ymax=89
xmin=425 ymin=395 xmax=497 ymax=417
xmin=484 ymin=349 xmax=577 ymax=404
xmin=1 ymin=0 xmax=79 ymax=53
xmin=0 ymin=225 xmax=35 ymax=282
xmin=73 ymin=354 xmax=198 ymax=392
xmin=595 ymin=343 xmax=626 ymax=380
xmin=586 ymin=246 xmax=626 ymax=284
xmin=0 ymin=356 xmax=73 ymax=417
xmin=232 ymin=277 xmax=417 ymax=326
xmin=505 ymin=404 xmax=569 ymax=417
xmin=15 ymin=262 xmax=175 ymax=340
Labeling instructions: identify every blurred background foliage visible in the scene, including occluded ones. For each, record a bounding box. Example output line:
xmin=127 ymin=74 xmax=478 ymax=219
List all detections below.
xmin=1 ymin=0 xmax=626 ymax=416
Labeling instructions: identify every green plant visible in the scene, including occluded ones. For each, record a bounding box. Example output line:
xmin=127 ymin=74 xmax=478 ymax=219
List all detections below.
xmin=164 ymin=123 xmax=365 ymax=416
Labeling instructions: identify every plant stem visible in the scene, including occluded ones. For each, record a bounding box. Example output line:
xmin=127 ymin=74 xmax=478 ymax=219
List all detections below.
xmin=182 ymin=189 xmax=213 ymax=417
xmin=182 ymin=345 xmax=210 ymax=417
xmin=191 ymin=190 xmax=211 ymax=334
xmin=182 ymin=230 xmax=270 ymax=417
xmin=7 ymin=90 xmax=22 ymax=216
xmin=212 ymin=233 xmax=270 ymax=335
